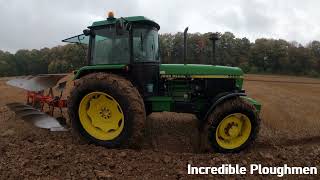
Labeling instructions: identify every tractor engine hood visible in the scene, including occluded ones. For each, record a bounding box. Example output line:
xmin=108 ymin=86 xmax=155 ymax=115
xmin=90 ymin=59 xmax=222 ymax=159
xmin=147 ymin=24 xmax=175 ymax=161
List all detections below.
xmin=159 ymin=64 xmax=244 ymax=78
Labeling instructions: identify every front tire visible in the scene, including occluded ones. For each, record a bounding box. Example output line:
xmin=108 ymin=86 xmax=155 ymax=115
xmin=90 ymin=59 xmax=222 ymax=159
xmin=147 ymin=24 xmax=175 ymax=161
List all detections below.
xmin=68 ymin=73 xmax=146 ymax=148
xmin=203 ymin=97 xmax=260 ymax=153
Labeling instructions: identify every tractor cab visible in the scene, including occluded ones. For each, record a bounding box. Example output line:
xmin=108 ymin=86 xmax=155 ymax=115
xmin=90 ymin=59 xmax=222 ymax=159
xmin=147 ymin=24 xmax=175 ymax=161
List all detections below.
xmin=87 ymin=16 xmax=160 ymax=65
xmin=63 ymin=12 xmax=161 ymax=97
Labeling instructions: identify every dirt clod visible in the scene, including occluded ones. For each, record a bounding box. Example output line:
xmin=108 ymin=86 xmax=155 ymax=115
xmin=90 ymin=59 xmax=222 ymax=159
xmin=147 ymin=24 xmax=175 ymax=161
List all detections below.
xmin=54 ymin=151 xmax=64 ymax=158
xmin=259 ymin=152 xmax=274 ymax=160
xmin=1 ymin=129 xmax=15 ymax=137
xmin=163 ymin=155 xmax=172 ymax=164
xmin=94 ymin=170 xmax=113 ymax=178
xmin=119 ymin=151 xmax=127 ymax=158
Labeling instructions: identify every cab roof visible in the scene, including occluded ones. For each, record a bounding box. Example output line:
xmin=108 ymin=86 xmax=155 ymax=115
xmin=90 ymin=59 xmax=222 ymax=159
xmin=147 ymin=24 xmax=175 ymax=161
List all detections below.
xmin=89 ymin=16 xmax=160 ymax=30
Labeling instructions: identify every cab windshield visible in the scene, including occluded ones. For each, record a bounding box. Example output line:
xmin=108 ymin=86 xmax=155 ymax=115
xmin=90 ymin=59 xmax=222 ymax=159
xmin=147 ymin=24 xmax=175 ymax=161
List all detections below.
xmin=90 ymin=26 xmax=159 ymax=64
xmin=133 ymin=28 xmax=159 ymax=62
xmin=91 ymin=28 xmax=130 ymax=64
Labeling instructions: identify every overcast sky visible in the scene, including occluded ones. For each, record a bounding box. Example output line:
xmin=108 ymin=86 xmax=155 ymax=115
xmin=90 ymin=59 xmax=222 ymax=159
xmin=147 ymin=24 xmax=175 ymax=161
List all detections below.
xmin=0 ymin=0 xmax=319 ymax=52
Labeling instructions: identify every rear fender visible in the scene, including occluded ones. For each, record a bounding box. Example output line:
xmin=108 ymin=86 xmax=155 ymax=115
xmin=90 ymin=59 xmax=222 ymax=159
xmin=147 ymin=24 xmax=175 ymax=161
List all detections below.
xmin=74 ymin=65 xmax=128 ymax=79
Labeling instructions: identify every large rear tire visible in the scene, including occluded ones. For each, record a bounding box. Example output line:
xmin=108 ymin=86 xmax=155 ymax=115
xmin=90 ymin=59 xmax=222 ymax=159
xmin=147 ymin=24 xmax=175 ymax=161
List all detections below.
xmin=202 ymin=97 xmax=260 ymax=153
xmin=68 ymin=73 xmax=146 ymax=148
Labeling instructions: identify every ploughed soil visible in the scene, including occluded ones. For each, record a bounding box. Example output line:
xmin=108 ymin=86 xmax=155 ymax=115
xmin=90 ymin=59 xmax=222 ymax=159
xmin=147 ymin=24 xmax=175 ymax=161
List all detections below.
xmin=0 ymin=74 xmax=320 ymax=179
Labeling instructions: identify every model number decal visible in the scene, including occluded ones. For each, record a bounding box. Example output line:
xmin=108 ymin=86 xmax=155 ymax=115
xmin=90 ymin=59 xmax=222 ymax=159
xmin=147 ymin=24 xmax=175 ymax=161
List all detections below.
xmin=160 ymin=74 xmax=243 ymax=79
xmin=161 ymin=74 xmax=187 ymax=78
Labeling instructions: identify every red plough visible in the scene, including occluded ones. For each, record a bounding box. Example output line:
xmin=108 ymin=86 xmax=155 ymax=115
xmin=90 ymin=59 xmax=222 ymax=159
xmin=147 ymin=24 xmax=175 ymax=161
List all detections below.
xmin=6 ymin=74 xmax=69 ymax=131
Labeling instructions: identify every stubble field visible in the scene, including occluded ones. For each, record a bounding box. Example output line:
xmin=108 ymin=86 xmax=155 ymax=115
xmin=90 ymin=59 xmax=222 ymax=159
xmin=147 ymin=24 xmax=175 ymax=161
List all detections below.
xmin=0 ymin=74 xmax=319 ymax=179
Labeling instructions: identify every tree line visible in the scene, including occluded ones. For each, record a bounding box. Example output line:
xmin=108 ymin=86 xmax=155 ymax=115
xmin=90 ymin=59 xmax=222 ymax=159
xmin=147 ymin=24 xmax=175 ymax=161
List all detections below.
xmin=0 ymin=32 xmax=319 ymax=77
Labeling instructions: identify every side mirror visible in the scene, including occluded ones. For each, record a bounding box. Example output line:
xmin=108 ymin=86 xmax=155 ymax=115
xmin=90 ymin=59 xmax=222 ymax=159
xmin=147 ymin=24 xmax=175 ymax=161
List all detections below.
xmin=83 ymin=29 xmax=91 ymax=36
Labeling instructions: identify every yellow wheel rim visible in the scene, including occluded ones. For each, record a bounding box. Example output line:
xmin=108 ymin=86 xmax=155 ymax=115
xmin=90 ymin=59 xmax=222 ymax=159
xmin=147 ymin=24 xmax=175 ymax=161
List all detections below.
xmin=215 ymin=113 xmax=252 ymax=149
xmin=78 ymin=92 xmax=124 ymax=141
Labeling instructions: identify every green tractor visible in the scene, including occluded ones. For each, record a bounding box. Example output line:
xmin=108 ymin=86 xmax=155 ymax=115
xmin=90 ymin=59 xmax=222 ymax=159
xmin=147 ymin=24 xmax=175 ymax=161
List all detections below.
xmin=63 ymin=12 xmax=261 ymax=153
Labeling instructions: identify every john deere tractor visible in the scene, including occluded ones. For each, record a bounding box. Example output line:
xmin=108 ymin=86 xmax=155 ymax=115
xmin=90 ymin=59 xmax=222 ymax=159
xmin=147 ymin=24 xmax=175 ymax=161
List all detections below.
xmin=63 ymin=12 xmax=261 ymax=153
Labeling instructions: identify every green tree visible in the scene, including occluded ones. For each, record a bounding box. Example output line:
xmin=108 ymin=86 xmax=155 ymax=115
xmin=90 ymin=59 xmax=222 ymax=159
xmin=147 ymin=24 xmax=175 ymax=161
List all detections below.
xmin=0 ymin=32 xmax=319 ymax=77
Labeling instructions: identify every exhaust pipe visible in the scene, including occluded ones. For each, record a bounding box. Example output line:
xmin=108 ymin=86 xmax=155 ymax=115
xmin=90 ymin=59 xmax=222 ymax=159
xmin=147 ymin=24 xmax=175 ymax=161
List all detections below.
xmin=209 ymin=33 xmax=219 ymax=65
xmin=184 ymin=27 xmax=189 ymax=64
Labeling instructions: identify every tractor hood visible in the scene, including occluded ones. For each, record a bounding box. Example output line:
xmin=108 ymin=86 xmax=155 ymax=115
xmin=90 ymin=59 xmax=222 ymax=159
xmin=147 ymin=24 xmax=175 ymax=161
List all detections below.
xmin=159 ymin=64 xmax=243 ymax=78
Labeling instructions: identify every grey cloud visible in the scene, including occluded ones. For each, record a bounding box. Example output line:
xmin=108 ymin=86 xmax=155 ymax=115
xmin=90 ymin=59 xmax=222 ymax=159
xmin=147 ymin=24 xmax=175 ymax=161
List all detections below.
xmin=0 ymin=0 xmax=138 ymax=52
xmin=0 ymin=0 xmax=319 ymax=52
